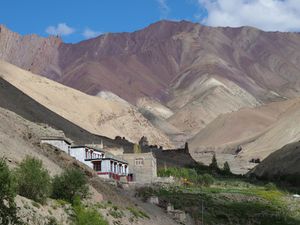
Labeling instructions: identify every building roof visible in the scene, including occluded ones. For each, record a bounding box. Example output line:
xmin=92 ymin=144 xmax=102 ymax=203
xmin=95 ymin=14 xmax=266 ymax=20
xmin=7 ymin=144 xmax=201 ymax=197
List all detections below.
xmin=104 ymin=152 xmax=128 ymax=164
xmin=40 ymin=136 xmax=72 ymax=145
xmin=71 ymin=145 xmax=127 ymax=164
xmin=71 ymin=145 xmax=104 ymax=153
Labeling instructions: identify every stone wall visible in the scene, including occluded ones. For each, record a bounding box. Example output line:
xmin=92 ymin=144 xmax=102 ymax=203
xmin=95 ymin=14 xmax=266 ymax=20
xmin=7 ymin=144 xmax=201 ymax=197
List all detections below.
xmin=122 ymin=152 xmax=157 ymax=183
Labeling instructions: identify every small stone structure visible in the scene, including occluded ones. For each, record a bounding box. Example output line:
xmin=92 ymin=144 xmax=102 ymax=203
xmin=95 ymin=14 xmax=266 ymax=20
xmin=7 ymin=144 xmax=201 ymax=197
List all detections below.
xmin=168 ymin=210 xmax=187 ymax=223
xmin=121 ymin=152 xmax=157 ymax=183
xmin=148 ymin=196 xmax=159 ymax=205
xmin=40 ymin=136 xmax=72 ymax=154
xmin=166 ymin=203 xmax=187 ymax=223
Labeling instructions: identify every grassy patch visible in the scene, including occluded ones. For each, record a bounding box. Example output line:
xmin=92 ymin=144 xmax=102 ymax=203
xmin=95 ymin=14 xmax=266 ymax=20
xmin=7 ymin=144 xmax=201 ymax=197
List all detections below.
xmin=138 ymin=166 xmax=300 ymax=225
xmin=127 ymin=207 xmax=149 ymax=219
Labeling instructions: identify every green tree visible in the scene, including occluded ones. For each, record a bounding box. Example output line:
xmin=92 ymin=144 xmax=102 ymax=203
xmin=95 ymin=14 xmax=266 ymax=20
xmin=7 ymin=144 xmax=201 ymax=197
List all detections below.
xmin=52 ymin=168 xmax=88 ymax=203
xmin=0 ymin=158 xmax=21 ymax=225
xmin=15 ymin=156 xmax=51 ymax=204
xmin=184 ymin=142 xmax=189 ymax=153
xmin=223 ymin=161 xmax=231 ymax=175
xmin=209 ymin=154 xmax=219 ymax=171
xmin=133 ymin=143 xmax=141 ymax=154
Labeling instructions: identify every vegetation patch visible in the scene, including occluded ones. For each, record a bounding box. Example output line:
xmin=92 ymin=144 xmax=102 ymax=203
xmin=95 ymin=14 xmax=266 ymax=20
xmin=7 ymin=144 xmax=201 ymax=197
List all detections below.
xmin=52 ymin=168 xmax=88 ymax=203
xmin=15 ymin=156 xmax=51 ymax=204
xmin=72 ymin=197 xmax=108 ymax=225
xmin=138 ymin=158 xmax=300 ymax=225
xmin=126 ymin=207 xmax=149 ymax=219
xmin=0 ymin=158 xmax=21 ymax=225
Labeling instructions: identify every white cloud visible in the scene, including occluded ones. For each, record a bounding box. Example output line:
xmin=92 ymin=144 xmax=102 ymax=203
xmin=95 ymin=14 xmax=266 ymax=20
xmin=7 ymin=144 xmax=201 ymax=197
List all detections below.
xmin=198 ymin=0 xmax=300 ymax=31
xmin=82 ymin=28 xmax=102 ymax=39
xmin=45 ymin=23 xmax=75 ymax=36
xmin=157 ymin=0 xmax=170 ymax=18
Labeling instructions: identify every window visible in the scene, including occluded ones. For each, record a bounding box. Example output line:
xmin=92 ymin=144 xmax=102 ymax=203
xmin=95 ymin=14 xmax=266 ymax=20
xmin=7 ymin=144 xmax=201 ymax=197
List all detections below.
xmin=93 ymin=161 xmax=101 ymax=171
xmin=135 ymin=158 xmax=144 ymax=166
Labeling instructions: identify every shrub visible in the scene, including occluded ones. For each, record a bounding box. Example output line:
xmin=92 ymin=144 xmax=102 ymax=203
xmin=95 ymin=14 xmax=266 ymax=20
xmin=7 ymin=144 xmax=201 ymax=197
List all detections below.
xmin=72 ymin=197 xmax=108 ymax=225
xmin=158 ymin=167 xmax=214 ymax=187
xmin=52 ymin=168 xmax=88 ymax=203
xmin=265 ymin=182 xmax=277 ymax=191
xmin=127 ymin=207 xmax=149 ymax=219
xmin=46 ymin=216 xmax=59 ymax=225
xmin=0 ymin=158 xmax=21 ymax=225
xmin=15 ymin=156 xmax=51 ymax=204
xmin=202 ymin=173 xmax=214 ymax=186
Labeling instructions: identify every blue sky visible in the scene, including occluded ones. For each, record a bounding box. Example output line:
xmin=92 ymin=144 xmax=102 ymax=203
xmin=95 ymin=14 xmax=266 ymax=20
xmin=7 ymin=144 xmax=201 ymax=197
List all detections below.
xmin=1 ymin=0 xmax=300 ymax=43
xmin=0 ymin=0 xmax=204 ymax=43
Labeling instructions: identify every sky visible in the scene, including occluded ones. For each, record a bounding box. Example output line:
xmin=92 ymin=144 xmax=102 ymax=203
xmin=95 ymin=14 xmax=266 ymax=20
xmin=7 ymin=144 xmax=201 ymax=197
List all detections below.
xmin=1 ymin=0 xmax=300 ymax=43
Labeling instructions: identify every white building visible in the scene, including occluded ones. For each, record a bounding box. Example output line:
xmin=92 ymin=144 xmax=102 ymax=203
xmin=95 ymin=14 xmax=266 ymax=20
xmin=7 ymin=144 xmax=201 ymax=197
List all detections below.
xmin=70 ymin=146 xmax=129 ymax=181
xmin=40 ymin=137 xmax=72 ymax=153
xmin=41 ymin=137 xmax=130 ymax=181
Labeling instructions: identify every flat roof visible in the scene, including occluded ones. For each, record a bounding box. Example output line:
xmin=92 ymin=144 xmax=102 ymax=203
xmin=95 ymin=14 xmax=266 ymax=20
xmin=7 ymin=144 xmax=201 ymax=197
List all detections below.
xmin=40 ymin=136 xmax=72 ymax=145
xmin=71 ymin=145 xmax=104 ymax=153
xmin=100 ymin=158 xmax=128 ymax=164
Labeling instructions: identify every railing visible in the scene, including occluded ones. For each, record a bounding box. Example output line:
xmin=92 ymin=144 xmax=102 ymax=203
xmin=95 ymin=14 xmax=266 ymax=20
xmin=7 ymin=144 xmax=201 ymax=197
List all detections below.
xmin=85 ymin=156 xmax=103 ymax=161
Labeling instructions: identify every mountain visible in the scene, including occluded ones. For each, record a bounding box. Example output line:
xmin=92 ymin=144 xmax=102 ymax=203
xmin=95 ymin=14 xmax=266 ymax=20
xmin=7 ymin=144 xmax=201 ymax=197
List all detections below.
xmin=0 ymin=60 xmax=173 ymax=147
xmin=2 ymin=20 xmax=300 ymax=141
xmin=2 ymin=20 xmax=300 ymax=172
xmin=3 ymin=20 xmax=300 ymax=103
xmin=0 ymin=104 xmax=178 ymax=225
xmin=188 ymin=97 xmax=300 ymax=173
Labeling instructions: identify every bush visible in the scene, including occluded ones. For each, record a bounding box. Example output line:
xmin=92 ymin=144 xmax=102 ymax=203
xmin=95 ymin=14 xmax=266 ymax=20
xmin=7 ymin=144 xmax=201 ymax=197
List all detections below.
xmin=0 ymin=158 xmax=21 ymax=225
xmin=127 ymin=207 xmax=149 ymax=219
xmin=52 ymin=168 xmax=88 ymax=203
xmin=158 ymin=167 xmax=214 ymax=187
xmin=15 ymin=156 xmax=51 ymax=204
xmin=72 ymin=197 xmax=108 ymax=225
xmin=202 ymin=173 xmax=214 ymax=187
xmin=265 ymin=183 xmax=277 ymax=191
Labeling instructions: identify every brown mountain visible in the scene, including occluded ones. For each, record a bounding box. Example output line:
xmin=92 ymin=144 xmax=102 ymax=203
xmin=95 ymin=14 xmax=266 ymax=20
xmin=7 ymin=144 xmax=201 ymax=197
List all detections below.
xmin=2 ymin=20 xmax=300 ymax=104
xmin=2 ymin=21 xmax=300 ymax=138
xmin=2 ymin=20 xmax=300 ymax=172
xmin=0 ymin=60 xmax=173 ymax=147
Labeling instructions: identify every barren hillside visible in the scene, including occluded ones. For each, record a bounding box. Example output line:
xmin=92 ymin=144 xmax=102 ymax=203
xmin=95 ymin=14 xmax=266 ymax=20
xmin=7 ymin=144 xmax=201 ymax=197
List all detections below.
xmin=2 ymin=20 xmax=300 ymax=173
xmin=189 ymin=97 xmax=300 ymax=173
xmin=2 ymin=21 xmax=300 ymax=144
xmin=0 ymin=60 xmax=173 ymax=147
xmin=250 ymin=141 xmax=300 ymax=186
xmin=0 ymin=106 xmax=180 ymax=225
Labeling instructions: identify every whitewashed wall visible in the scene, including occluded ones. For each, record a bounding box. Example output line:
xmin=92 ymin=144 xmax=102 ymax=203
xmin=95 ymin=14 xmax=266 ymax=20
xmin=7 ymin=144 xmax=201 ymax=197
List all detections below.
xmin=41 ymin=140 xmax=70 ymax=153
xmin=69 ymin=147 xmax=93 ymax=168
xmin=101 ymin=160 xmax=111 ymax=172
